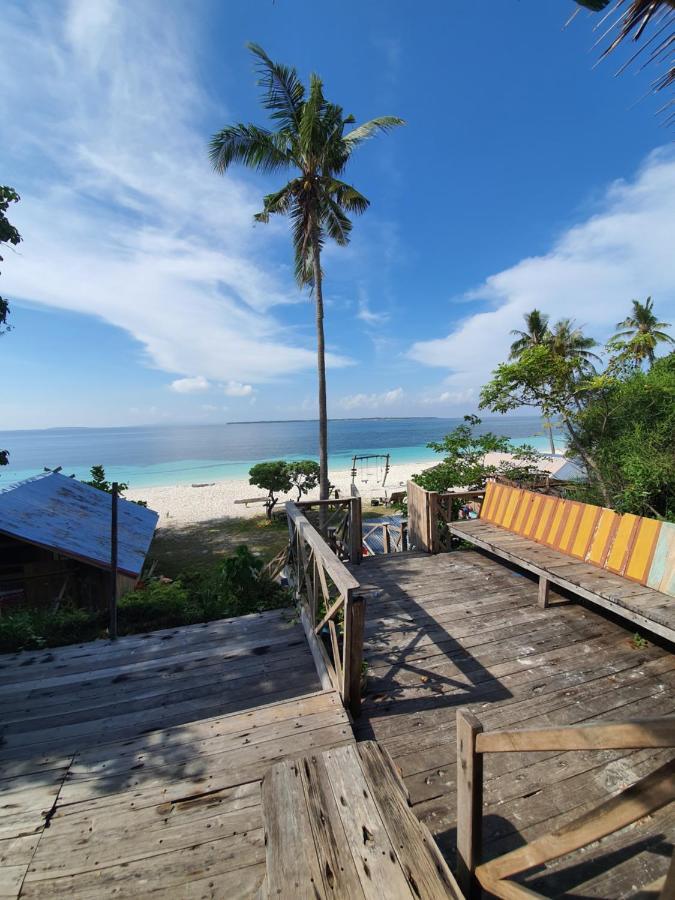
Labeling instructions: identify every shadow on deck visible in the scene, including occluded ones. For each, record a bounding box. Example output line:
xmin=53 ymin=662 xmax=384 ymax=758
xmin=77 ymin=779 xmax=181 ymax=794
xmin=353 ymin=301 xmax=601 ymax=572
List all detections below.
xmin=350 ymin=548 xmax=675 ymax=897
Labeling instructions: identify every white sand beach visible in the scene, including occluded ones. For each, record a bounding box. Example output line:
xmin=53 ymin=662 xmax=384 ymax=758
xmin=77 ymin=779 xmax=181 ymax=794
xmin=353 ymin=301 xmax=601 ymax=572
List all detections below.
xmin=126 ymin=453 xmax=569 ymax=528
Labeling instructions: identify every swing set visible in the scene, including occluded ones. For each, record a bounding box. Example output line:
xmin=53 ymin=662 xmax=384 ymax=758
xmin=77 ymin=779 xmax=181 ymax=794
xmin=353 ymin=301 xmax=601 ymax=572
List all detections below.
xmin=350 ymin=454 xmax=391 ymax=503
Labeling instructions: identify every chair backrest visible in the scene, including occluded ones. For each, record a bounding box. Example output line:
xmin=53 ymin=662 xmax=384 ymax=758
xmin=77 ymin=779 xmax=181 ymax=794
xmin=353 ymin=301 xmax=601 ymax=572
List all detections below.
xmin=479 ymin=482 xmax=673 ymax=596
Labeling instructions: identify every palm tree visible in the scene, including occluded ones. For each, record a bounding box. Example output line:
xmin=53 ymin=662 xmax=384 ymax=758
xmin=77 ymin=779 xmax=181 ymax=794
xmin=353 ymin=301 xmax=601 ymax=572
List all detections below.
xmin=549 ymin=318 xmax=601 ymax=374
xmin=210 ymin=44 xmax=403 ymax=503
xmin=572 ymin=1 xmax=675 ymax=103
xmin=611 ymin=297 xmax=673 ymax=367
xmin=509 ymin=309 xmax=551 ymax=359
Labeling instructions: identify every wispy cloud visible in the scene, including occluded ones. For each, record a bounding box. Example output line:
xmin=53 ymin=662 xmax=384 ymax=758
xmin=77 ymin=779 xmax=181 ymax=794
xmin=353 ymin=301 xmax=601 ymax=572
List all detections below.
xmin=1 ymin=0 xmax=352 ymax=384
xmin=339 ymin=387 xmax=403 ymax=411
xmin=408 ymin=148 xmax=675 ymax=402
xmin=224 ymin=380 xmax=254 ymax=397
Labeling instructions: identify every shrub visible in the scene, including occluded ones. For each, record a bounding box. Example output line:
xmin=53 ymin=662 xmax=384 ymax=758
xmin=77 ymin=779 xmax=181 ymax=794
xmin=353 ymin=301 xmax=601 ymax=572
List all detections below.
xmin=0 ymin=606 xmax=105 ymax=653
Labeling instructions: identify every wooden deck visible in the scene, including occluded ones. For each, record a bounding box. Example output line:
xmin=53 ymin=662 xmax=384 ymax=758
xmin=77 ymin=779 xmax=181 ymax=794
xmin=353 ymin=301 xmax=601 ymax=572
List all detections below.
xmin=0 ymin=609 xmax=353 ymax=898
xmin=352 ymin=549 xmax=675 ymax=897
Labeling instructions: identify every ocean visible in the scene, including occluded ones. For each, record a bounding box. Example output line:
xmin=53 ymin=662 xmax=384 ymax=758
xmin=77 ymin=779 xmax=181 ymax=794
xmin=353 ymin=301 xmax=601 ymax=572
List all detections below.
xmin=0 ymin=417 xmax=564 ymax=489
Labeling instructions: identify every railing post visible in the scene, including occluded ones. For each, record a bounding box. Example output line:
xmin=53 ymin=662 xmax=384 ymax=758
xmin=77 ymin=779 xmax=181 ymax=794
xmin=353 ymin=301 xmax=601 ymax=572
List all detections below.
xmin=342 ymin=591 xmax=366 ymax=717
xmin=456 ymin=709 xmax=484 ymax=899
xmin=383 ymin=523 xmax=391 ymax=554
xmin=109 ymin=482 xmax=118 ymax=640
xmin=349 ymin=491 xmax=362 ymax=564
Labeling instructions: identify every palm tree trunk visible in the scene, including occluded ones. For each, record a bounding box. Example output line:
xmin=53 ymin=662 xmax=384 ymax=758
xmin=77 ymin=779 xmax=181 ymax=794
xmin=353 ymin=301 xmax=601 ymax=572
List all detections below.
xmin=312 ymin=236 xmax=329 ymax=505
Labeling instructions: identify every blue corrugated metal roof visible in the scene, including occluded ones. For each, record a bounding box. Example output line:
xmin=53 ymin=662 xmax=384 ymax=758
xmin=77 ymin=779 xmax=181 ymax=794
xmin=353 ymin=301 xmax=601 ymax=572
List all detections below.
xmin=0 ymin=472 xmax=158 ymax=577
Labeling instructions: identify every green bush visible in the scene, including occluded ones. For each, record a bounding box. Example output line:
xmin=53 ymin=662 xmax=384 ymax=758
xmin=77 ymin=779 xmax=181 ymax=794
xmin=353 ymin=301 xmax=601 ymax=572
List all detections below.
xmin=0 ymin=606 xmax=105 ymax=653
xmin=0 ymin=545 xmax=290 ymax=654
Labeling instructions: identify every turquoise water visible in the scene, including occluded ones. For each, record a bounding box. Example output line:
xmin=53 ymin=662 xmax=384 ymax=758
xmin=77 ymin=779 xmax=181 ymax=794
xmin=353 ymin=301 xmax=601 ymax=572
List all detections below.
xmin=0 ymin=418 xmax=564 ymax=489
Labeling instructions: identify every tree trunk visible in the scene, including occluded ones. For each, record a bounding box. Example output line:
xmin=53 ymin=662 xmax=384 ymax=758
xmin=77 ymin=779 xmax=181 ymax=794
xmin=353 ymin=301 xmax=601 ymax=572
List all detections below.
xmin=312 ymin=236 xmax=329 ymax=505
xmin=562 ymin=416 xmax=612 ymax=507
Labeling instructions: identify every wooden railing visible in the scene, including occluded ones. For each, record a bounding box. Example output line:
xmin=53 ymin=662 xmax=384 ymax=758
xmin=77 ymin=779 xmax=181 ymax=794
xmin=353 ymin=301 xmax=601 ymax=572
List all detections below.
xmin=294 ymin=493 xmax=362 ymax=565
xmin=407 ymin=480 xmax=485 ymax=553
xmin=456 ymin=709 xmax=675 ymax=899
xmin=286 ymin=501 xmax=368 ymax=716
xmin=362 ymin=519 xmax=408 ymax=555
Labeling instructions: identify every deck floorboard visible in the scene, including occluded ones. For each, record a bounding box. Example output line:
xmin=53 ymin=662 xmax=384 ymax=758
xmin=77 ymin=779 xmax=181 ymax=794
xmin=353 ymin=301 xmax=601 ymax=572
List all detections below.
xmin=351 ymin=549 xmax=675 ymax=898
xmin=0 ymin=610 xmax=352 ymax=899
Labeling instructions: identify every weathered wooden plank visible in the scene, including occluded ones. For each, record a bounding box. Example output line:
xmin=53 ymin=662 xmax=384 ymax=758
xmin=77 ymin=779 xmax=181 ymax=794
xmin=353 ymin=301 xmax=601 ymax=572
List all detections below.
xmin=476 ymin=717 xmax=675 ymax=754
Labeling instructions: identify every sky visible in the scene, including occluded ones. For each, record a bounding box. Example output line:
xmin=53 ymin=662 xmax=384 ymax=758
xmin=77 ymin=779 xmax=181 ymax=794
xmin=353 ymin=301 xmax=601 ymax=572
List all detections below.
xmin=1 ymin=0 xmax=673 ymax=429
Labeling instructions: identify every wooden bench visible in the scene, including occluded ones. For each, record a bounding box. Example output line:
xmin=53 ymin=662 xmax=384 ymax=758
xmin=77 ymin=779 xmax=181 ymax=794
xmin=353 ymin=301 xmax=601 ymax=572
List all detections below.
xmin=259 ymin=740 xmax=463 ymax=899
xmin=448 ymin=483 xmax=675 ymax=644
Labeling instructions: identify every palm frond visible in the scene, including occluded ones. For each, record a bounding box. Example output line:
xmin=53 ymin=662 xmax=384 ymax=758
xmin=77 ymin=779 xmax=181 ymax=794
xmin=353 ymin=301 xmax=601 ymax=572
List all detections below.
xmin=248 ymin=42 xmax=305 ymax=130
xmin=326 ymin=179 xmax=370 ymax=215
xmin=299 ymin=74 xmax=326 ymax=159
xmin=209 ymin=124 xmax=291 ymax=173
xmin=254 ymin=181 xmax=298 ymax=223
xmin=343 ymin=116 xmax=406 ymax=149
xmin=322 ymin=198 xmax=352 ymax=245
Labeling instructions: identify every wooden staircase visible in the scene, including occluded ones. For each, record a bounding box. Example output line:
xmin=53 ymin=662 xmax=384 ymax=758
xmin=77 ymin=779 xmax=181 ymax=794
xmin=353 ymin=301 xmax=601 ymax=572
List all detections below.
xmin=259 ymin=740 xmax=463 ymax=899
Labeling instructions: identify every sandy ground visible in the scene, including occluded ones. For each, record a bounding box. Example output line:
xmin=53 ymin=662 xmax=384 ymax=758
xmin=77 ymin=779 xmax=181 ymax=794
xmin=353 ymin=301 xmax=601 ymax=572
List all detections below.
xmin=126 ymin=453 xmax=568 ymax=528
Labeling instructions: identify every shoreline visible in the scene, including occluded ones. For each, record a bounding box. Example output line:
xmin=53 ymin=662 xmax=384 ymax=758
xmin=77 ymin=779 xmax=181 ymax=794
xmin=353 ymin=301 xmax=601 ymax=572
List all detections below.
xmin=126 ymin=452 xmax=569 ymax=528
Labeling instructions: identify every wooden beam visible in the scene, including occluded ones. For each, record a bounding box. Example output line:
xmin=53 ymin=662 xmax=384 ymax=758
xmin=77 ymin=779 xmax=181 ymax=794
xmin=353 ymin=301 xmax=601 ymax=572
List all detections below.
xmin=456 ymin=709 xmax=484 ymax=899
xmin=285 ymin=503 xmax=359 ymax=597
xmin=298 ymin=602 xmax=337 ymax=693
xmin=538 ymin=575 xmax=550 ymax=609
xmin=476 ymin=717 xmax=675 ymax=754
xmin=342 ymin=593 xmax=366 ymax=718
xmin=314 ymin=595 xmax=345 ymax=635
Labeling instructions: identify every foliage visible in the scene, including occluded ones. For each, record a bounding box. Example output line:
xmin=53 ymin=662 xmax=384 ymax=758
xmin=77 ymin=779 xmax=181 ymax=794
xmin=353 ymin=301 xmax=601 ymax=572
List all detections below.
xmin=249 ymin=460 xmax=293 ymax=518
xmin=0 ymin=545 xmax=290 ymax=653
xmin=565 ymin=354 xmax=675 ymax=519
xmin=0 ymin=186 xmax=21 ymax=337
xmin=287 ymin=459 xmax=321 ymax=501
xmin=83 ymin=464 xmax=147 ymax=507
xmin=210 ymin=44 xmax=403 ymax=501
xmin=0 ymin=606 xmax=106 ymax=653
xmin=608 ymin=297 xmax=673 ymax=369
xmin=412 ymin=416 xmax=546 ymax=495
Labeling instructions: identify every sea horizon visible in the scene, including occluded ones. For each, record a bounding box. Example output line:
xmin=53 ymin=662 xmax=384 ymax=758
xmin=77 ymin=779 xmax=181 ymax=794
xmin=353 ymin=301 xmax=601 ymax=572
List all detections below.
xmin=0 ymin=416 xmax=566 ymax=489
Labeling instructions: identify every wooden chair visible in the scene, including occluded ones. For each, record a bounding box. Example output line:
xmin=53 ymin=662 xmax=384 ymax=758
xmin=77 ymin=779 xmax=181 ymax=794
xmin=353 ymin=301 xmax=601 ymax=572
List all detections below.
xmin=456 ymin=710 xmax=675 ymax=899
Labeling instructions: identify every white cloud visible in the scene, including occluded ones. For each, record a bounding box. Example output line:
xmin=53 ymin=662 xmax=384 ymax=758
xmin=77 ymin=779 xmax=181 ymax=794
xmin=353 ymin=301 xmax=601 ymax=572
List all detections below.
xmin=408 ymin=148 xmax=675 ymax=400
xmin=170 ymin=375 xmax=210 ymax=394
xmin=224 ymin=380 xmax=254 ymax=397
xmin=1 ymin=0 xmax=352 ymax=384
xmin=339 ymin=387 xmax=403 ymax=411
xmin=356 ymin=287 xmax=388 ymax=325
xmin=420 ymin=388 xmax=476 ymax=406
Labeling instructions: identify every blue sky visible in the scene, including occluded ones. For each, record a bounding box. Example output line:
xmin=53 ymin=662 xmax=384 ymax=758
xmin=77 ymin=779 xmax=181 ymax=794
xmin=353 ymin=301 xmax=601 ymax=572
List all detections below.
xmin=1 ymin=0 xmax=674 ymax=429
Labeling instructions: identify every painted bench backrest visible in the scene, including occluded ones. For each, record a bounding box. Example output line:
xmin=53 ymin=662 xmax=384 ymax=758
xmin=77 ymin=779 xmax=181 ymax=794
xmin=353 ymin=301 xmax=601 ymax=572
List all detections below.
xmin=480 ymin=482 xmax=674 ymax=597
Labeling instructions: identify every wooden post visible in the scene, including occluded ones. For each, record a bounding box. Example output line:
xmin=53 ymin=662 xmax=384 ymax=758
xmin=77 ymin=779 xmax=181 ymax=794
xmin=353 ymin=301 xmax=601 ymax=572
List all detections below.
xmin=383 ymin=523 xmax=391 ymax=554
xmin=342 ymin=592 xmax=366 ymax=718
xmin=538 ymin=574 xmax=550 ymax=609
xmin=456 ymin=709 xmax=484 ymax=899
xmin=349 ymin=491 xmax=362 ymax=564
xmin=109 ymin=482 xmax=119 ymax=640
xmin=401 ymin=519 xmax=408 ymax=552
xmin=428 ymin=491 xmax=440 ymax=554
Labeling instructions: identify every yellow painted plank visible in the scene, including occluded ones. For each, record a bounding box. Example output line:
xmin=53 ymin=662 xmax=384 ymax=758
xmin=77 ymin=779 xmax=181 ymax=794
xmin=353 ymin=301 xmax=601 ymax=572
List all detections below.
xmin=558 ymin=502 xmax=583 ymax=554
xmin=484 ymin=483 xmax=503 ymax=523
xmin=512 ymin=491 xmax=532 ymax=533
xmin=493 ymin=485 xmax=512 ymax=527
xmin=480 ymin=482 xmax=497 ymax=521
xmin=605 ymin=514 xmax=640 ymax=575
xmin=624 ymin=517 xmax=662 ymax=584
xmin=534 ymin=497 xmax=558 ymax=543
xmin=503 ymin=489 xmax=523 ymax=530
xmin=570 ymin=504 xmax=600 ymax=560
xmin=522 ymin=494 xmax=544 ymax=539
xmin=586 ymin=508 xmax=619 ymax=566
xmin=545 ymin=500 xmax=567 ymax=549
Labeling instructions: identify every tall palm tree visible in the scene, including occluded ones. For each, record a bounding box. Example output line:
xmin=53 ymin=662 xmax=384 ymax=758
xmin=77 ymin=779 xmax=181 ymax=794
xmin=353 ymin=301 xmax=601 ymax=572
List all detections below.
xmin=210 ymin=44 xmax=403 ymax=503
xmin=612 ymin=297 xmax=673 ymax=367
xmin=509 ymin=309 xmax=551 ymax=359
xmin=572 ymin=1 xmax=675 ymax=103
xmin=549 ymin=318 xmax=601 ymax=374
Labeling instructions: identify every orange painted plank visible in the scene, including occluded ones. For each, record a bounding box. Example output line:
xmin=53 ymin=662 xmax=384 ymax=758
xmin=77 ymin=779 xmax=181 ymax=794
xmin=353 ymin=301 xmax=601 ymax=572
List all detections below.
xmin=558 ymin=502 xmax=584 ymax=555
xmin=586 ymin=508 xmax=620 ymax=567
xmin=485 ymin=483 xmax=504 ymax=523
xmin=571 ymin=504 xmax=602 ymax=560
xmin=624 ymin=517 xmax=662 ymax=584
xmin=544 ymin=500 xmax=567 ymax=549
xmin=605 ymin=514 xmax=640 ymax=575
xmin=513 ymin=492 xmax=535 ymax=534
